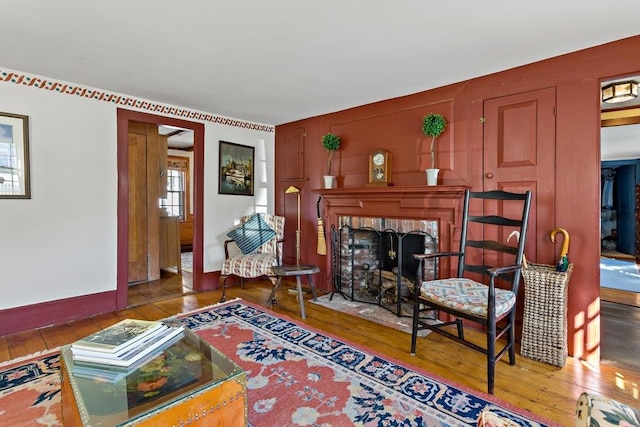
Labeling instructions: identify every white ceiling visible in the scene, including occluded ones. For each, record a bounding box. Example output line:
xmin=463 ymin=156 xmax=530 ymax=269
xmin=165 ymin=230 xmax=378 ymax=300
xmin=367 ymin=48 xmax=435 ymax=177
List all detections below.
xmin=601 ymin=124 xmax=640 ymax=161
xmin=1 ymin=0 xmax=639 ymax=126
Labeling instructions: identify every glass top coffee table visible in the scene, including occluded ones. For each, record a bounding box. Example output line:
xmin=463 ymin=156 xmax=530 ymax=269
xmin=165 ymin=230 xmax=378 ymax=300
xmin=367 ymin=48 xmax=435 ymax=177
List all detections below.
xmin=60 ymin=327 xmax=247 ymax=426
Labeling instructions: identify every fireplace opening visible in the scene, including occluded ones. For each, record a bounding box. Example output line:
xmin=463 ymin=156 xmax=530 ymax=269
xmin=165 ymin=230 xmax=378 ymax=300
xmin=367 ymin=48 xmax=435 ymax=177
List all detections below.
xmin=331 ymin=219 xmax=438 ymax=317
xmin=379 ymin=231 xmax=427 ymax=284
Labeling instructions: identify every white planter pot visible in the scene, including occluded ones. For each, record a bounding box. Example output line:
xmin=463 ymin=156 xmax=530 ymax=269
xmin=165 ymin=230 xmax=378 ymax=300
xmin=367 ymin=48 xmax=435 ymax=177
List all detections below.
xmin=323 ymin=175 xmax=335 ymax=189
xmin=425 ymin=168 xmax=439 ymax=186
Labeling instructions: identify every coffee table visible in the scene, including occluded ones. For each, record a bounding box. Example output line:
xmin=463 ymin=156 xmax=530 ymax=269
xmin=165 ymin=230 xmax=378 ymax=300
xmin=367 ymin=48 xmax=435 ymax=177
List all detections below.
xmin=60 ymin=327 xmax=247 ymax=426
xmin=268 ymin=264 xmax=319 ymax=319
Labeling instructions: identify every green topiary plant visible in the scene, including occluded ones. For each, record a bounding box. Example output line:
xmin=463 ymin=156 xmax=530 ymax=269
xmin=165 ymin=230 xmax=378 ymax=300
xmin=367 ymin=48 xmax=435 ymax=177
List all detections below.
xmin=422 ymin=113 xmax=447 ymax=169
xmin=322 ymin=133 xmax=341 ymax=175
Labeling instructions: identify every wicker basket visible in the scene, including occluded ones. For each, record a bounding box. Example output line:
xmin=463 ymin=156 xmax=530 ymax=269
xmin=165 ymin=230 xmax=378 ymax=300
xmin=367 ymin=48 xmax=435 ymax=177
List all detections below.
xmin=520 ymin=262 xmax=574 ymax=367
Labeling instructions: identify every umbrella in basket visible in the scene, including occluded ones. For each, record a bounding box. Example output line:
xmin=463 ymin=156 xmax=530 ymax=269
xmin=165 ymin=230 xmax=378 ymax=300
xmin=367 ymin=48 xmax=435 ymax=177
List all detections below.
xmin=550 ymin=227 xmax=570 ymax=272
xmin=507 ymin=230 xmax=528 ymax=268
xmin=316 ymin=196 xmax=326 ymax=255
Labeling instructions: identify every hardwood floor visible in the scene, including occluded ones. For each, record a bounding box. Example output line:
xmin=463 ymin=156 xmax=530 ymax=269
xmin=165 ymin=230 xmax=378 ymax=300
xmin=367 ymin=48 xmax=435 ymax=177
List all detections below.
xmin=127 ymin=269 xmax=194 ymax=307
xmin=601 ymin=286 xmax=640 ymax=307
xmin=1 ymin=278 xmax=638 ymax=426
xmin=601 ymin=300 xmax=640 ymax=372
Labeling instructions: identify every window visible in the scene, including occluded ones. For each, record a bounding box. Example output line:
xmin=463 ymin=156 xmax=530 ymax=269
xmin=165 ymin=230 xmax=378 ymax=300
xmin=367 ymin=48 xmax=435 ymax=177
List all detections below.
xmin=0 ymin=140 xmax=19 ymax=190
xmin=159 ymin=156 xmax=190 ymax=220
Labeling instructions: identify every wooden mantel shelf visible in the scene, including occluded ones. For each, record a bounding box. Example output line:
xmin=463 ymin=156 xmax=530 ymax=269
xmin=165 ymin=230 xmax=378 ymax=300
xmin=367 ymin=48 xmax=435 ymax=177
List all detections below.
xmin=313 ymin=185 xmax=469 ymax=224
xmin=313 ymin=185 xmax=468 ymax=198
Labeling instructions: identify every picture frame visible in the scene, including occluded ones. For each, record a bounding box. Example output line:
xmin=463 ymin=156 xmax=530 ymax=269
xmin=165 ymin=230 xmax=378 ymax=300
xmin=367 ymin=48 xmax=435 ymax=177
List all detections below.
xmin=0 ymin=112 xmax=31 ymax=199
xmin=218 ymin=141 xmax=254 ymax=196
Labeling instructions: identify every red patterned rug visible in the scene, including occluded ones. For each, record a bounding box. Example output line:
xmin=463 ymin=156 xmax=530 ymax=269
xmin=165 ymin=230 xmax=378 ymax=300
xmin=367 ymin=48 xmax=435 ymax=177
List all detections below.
xmin=0 ymin=299 xmax=558 ymax=426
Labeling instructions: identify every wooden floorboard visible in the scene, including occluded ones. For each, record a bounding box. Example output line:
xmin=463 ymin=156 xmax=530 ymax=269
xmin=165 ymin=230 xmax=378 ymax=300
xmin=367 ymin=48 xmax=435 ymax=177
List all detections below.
xmin=0 ymin=336 xmax=9 ymax=362
xmin=601 ymin=287 xmax=640 ymax=307
xmin=4 ymin=329 xmax=45 ymax=361
xmin=601 ymin=300 xmax=640 ymax=372
xmin=0 ymin=277 xmax=638 ymax=426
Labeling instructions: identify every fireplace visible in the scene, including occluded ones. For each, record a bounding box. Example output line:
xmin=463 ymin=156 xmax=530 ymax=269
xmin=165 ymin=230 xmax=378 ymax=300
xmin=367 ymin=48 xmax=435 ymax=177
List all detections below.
xmin=331 ymin=216 xmax=439 ymax=316
xmin=315 ymin=185 xmax=468 ymax=300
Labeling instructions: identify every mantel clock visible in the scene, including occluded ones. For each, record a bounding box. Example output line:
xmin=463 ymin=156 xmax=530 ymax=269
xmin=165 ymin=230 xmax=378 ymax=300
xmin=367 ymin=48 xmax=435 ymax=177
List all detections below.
xmin=368 ymin=149 xmax=391 ymax=186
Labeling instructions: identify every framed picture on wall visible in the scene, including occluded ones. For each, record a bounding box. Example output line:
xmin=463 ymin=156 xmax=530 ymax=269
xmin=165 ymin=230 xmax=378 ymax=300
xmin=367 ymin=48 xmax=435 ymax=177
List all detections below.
xmin=0 ymin=112 xmax=31 ymax=199
xmin=218 ymin=141 xmax=254 ymax=196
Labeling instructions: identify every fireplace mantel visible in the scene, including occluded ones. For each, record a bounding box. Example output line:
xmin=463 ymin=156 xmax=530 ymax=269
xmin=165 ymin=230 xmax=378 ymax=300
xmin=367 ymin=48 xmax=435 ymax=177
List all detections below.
xmin=314 ymin=186 xmax=468 ymax=225
xmin=313 ymin=185 xmax=469 ymax=288
xmin=314 ymin=185 xmax=468 ymax=199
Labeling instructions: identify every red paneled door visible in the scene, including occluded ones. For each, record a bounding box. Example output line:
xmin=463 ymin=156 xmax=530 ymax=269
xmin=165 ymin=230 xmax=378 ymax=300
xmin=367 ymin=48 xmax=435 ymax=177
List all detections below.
xmin=482 ymin=87 xmax=557 ymax=336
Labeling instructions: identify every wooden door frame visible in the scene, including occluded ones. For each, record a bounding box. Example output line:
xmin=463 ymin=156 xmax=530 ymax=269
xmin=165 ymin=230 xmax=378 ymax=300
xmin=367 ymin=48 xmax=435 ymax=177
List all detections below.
xmin=116 ymin=109 xmax=205 ymax=308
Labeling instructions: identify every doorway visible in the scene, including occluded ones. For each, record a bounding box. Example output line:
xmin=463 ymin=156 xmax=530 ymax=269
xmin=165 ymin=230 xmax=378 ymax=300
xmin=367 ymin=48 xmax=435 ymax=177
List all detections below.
xmin=599 ymin=77 xmax=640 ymax=372
xmin=128 ymin=124 xmax=196 ymax=304
xmin=116 ymin=109 xmax=205 ymax=309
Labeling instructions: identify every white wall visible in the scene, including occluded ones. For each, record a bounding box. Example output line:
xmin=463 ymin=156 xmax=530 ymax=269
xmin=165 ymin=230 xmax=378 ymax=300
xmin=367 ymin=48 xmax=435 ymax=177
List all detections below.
xmin=0 ymin=69 xmax=274 ymax=310
xmin=202 ymin=127 xmax=274 ymax=273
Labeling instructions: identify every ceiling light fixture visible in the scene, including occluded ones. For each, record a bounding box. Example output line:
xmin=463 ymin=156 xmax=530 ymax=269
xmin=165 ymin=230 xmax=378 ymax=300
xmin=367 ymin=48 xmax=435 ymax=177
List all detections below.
xmin=601 ymin=80 xmax=638 ymax=104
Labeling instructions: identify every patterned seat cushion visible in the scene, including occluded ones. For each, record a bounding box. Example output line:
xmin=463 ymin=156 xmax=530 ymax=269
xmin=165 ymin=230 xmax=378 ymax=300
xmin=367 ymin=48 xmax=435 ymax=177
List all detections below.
xmin=220 ymin=253 xmax=278 ymax=278
xmin=481 ymin=392 xmax=640 ymax=426
xmin=419 ymin=278 xmax=516 ymax=318
xmin=576 ymin=392 xmax=640 ymax=427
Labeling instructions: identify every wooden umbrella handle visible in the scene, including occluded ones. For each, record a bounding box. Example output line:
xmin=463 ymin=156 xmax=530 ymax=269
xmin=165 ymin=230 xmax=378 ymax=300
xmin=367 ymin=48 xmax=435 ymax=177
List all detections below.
xmin=549 ymin=227 xmax=570 ymax=258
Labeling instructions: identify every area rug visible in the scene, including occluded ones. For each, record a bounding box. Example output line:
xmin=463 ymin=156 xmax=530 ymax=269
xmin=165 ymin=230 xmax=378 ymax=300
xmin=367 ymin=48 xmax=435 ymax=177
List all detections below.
xmin=311 ymin=293 xmax=430 ymax=336
xmin=600 ymin=256 xmax=640 ymax=293
xmin=0 ymin=299 xmax=556 ymax=426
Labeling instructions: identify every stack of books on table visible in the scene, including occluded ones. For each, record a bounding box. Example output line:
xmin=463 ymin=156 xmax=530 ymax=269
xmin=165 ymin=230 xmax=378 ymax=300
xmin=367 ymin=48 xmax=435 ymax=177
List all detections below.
xmin=70 ymin=318 xmax=184 ymax=374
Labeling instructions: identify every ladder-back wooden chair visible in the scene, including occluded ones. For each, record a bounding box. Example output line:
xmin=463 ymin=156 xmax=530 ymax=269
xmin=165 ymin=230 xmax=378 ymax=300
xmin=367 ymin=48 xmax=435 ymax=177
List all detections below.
xmin=410 ymin=189 xmax=532 ymax=394
xmin=220 ymin=213 xmax=285 ymax=302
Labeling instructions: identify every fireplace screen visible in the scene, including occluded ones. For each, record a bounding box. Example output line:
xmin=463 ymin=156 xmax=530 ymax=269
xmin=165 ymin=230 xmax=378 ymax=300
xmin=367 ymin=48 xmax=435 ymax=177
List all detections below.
xmin=330 ymin=219 xmax=438 ymax=317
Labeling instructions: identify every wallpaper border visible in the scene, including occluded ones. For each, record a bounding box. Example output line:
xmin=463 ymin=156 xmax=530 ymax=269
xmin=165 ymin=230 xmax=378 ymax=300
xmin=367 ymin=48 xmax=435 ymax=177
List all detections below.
xmin=0 ymin=69 xmax=274 ymax=133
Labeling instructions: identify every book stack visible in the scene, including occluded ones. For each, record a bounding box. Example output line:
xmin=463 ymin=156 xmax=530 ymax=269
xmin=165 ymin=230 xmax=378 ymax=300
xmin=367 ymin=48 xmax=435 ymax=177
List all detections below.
xmin=70 ymin=318 xmax=184 ymax=371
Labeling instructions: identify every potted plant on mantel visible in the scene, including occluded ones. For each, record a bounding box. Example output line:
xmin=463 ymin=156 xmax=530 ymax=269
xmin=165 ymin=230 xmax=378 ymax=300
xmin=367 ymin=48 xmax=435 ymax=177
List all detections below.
xmin=422 ymin=113 xmax=448 ymax=186
xmin=322 ymin=132 xmax=341 ymax=189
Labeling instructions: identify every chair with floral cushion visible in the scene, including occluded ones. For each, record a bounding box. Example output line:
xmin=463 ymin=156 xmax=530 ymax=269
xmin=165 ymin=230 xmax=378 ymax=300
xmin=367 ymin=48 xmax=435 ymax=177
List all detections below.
xmin=220 ymin=213 xmax=285 ymax=302
xmin=410 ymin=189 xmax=532 ymax=395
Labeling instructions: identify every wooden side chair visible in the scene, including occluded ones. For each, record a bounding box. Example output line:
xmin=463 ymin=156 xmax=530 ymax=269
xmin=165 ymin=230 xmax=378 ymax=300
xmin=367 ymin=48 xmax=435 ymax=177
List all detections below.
xmin=220 ymin=213 xmax=285 ymax=302
xmin=410 ymin=189 xmax=532 ymax=394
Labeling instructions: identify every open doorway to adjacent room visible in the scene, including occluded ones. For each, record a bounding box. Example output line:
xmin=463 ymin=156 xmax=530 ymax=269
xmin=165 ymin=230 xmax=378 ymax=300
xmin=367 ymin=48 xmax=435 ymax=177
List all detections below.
xmin=599 ymin=76 xmax=640 ymax=372
xmin=116 ymin=109 xmax=204 ymax=309
xmin=128 ymin=124 xmax=196 ymax=307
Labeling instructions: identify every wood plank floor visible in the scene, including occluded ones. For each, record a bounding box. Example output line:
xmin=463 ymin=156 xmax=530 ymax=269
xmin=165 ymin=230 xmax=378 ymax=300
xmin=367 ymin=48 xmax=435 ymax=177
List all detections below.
xmin=601 ymin=287 xmax=640 ymax=307
xmin=1 ymin=277 xmax=638 ymax=427
xmin=601 ymin=300 xmax=640 ymax=372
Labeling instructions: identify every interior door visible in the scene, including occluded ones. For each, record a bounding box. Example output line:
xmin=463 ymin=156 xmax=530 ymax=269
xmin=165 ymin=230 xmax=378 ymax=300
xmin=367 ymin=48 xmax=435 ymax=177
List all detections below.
xmin=483 ymin=87 xmax=556 ymax=266
xmin=483 ymin=88 xmax=557 ymax=336
xmin=127 ymin=122 xmax=161 ymax=283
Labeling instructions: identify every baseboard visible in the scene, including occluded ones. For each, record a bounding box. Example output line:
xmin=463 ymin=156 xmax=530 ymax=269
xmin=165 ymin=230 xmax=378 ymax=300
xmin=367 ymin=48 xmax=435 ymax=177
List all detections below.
xmin=0 ymin=291 xmax=117 ymax=336
xmin=199 ymin=271 xmax=222 ymax=291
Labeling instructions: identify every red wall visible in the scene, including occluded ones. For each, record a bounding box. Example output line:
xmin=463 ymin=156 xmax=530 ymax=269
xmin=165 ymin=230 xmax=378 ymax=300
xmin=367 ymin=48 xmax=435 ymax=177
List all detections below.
xmin=275 ymin=36 xmax=640 ymax=362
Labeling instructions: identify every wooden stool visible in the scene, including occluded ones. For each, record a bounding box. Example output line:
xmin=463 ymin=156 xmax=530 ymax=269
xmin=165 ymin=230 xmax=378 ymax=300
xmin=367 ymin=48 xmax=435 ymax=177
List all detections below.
xmin=268 ymin=265 xmax=319 ymax=319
